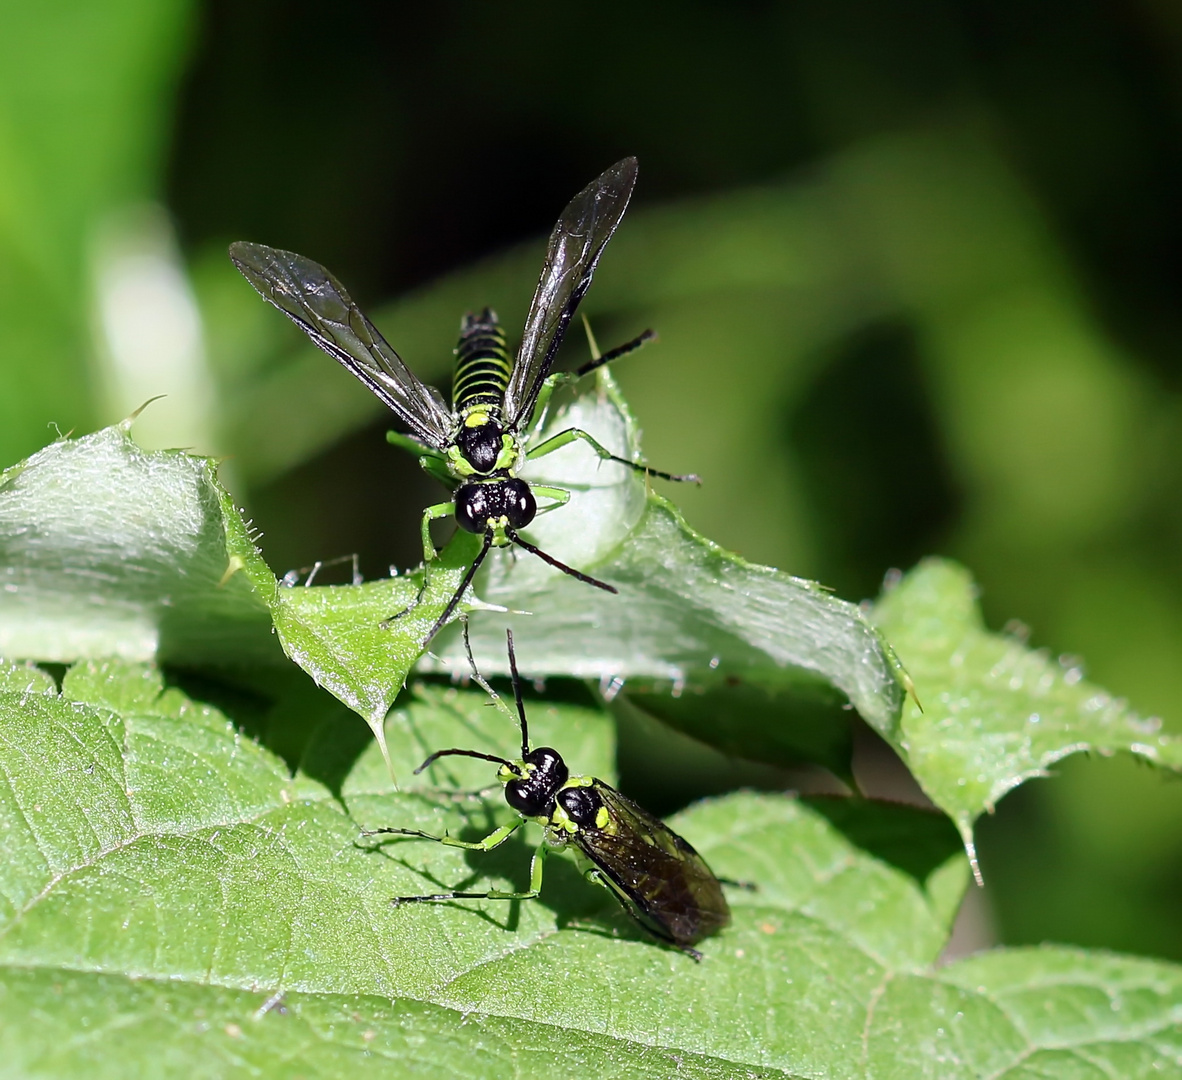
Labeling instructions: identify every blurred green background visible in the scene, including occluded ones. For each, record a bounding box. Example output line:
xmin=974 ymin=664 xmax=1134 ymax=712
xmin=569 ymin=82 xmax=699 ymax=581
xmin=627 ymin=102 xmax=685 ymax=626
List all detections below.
xmin=3 ymin=0 xmax=1182 ymax=960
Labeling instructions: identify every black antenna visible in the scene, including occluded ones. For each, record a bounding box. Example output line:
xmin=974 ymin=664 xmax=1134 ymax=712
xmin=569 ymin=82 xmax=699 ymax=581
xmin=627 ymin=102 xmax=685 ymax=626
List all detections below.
xmin=505 ymin=528 xmax=617 ymax=594
xmin=574 ymin=327 xmax=657 ymax=378
xmin=413 ymin=747 xmax=515 ymax=775
xmin=505 ymin=629 xmax=529 ymax=757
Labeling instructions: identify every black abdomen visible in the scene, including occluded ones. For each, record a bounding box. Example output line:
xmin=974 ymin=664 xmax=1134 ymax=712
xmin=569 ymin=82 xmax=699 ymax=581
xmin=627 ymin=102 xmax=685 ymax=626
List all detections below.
xmin=453 ymin=308 xmax=512 ymax=413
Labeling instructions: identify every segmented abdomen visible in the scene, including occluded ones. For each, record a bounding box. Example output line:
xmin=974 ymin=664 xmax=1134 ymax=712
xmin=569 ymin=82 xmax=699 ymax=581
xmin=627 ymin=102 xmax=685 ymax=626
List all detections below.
xmin=452 ymin=308 xmax=511 ymax=414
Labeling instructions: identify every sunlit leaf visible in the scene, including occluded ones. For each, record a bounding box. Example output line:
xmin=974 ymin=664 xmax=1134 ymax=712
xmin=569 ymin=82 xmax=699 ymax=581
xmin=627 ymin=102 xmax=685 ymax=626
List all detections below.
xmin=1 ymin=660 xmax=1178 ymax=1078
xmin=0 ymin=421 xmax=276 ymax=668
xmin=0 ymin=387 xmax=906 ymax=780
xmin=0 ymin=420 xmax=465 ymax=768
xmin=873 ymin=558 xmax=1182 ymax=875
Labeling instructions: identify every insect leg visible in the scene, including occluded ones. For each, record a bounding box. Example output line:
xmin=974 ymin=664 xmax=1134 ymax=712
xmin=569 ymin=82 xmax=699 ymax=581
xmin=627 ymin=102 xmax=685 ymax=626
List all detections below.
xmin=388 ymin=839 xmax=549 ymax=906
xmin=431 ymin=783 xmax=504 ymax=803
xmin=362 ymin=817 xmax=523 ymax=851
xmin=380 ymin=500 xmax=457 ymax=629
xmin=422 ymin=530 xmax=494 ymax=642
xmin=527 ymin=427 xmax=700 ymax=484
xmin=505 ymin=528 xmax=617 ymax=593
xmin=417 ymin=501 xmax=455 ymax=566
xmin=386 ymin=430 xmax=440 ymax=459
xmin=529 ymin=485 xmax=571 ymax=516
xmin=524 ymin=324 xmax=655 ymax=435
xmin=526 ymin=374 xmax=562 ymax=434
xmin=718 ymin=877 xmax=758 ymax=891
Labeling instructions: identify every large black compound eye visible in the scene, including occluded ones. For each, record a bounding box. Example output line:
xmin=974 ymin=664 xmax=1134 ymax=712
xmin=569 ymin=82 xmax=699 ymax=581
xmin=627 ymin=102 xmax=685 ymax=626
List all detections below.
xmin=524 ymin=747 xmax=568 ymax=789
xmin=557 ymin=786 xmax=603 ymax=828
xmin=455 ymin=423 xmax=503 ymax=474
xmin=503 ymin=747 xmax=568 ymax=818
xmin=502 ymin=477 xmax=536 ymax=529
xmin=504 ymin=781 xmax=548 ymax=818
xmin=454 ymin=483 xmax=489 ymax=534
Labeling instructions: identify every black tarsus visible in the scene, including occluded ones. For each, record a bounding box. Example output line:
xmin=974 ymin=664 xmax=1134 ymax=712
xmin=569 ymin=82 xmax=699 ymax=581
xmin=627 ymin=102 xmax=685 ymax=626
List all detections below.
xmin=505 ymin=528 xmax=618 ymax=594
xmin=391 ymin=889 xmax=524 ymax=905
xmin=504 ymin=629 xmax=529 ymax=757
xmin=717 ymin=877 xmax=758 ymax=891
xmin=574 ymin=328 xmax=657 ymax=378
xmin=360 ymin=826 xmax=444 ymax=840
xmin=613 ymin=456 xmax=700 ymax=485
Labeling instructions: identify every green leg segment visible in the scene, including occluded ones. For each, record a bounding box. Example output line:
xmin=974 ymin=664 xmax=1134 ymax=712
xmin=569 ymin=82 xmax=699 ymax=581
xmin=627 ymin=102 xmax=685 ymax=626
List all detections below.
xmin=363 ymin=817 xmax=523 ymax=851
xmin=386 ymin=431 xmax=437 ymax=458
xmin=381 ymin=501 xmax=455 ymax=628
xmin=527 ymin=325 xmax=654 ymax=434
xmin=363 ymin=818 xmax=550 ymax=904
xmin=527 ymin=427 xmax=699 ymax=484
xmin=529 ymin=484 xmax=571 ymax=516
xmin=418 ymin=501 xmax=455 ymax=566
xmin=580 ymin=868 xmax=702 ymax=961
xmin=526 ymin=374 xmax=562 ymax=435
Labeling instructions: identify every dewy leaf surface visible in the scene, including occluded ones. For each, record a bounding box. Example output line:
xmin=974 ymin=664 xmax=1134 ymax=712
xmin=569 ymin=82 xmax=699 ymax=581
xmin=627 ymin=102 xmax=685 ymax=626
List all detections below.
xmin=1 ymin=660 xmax=1179 ymax=1078
xmin=873 ymin=559 xmax=1182 ymax=869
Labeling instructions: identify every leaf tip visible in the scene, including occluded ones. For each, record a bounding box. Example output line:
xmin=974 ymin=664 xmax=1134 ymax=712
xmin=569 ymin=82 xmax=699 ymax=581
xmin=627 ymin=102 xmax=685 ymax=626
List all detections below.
xmin=958 ymin=818 xmax=984 ymax=887
xmin=903 ymin=669 xmax=924 ymax=713
xmin=369 ymin=718 xmax=398 ymax=790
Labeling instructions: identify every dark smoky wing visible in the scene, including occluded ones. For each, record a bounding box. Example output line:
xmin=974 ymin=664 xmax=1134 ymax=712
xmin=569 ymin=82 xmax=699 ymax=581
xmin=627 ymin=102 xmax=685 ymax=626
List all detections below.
xmin=229 ymin=242 xmax=453 ymax=448
xmin=576 ymin=783 xmax=731 ymax=947
xmin=504 ymin=158 xmax=638 ymax=431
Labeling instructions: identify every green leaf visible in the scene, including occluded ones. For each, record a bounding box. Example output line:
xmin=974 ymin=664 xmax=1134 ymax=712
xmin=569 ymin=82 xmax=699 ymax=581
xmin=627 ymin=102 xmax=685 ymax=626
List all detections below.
xmin=421 ymin=372 xmax=907 ymax=776
xmin=0 ymin=421 xmax=277 ymax=668
xmin=872 ymin=559 xmax=1182 ymax=873
xmin=260 ymin=553 xmax=470 ymax=767
xmin=0 ymin=381 xmax=905 ymax=781
xmin=0 ymin=657 xmax=56 ymax=695
xmin=2 ymin=659 xmax=1180 ymax=1077
xmin=0 ymin=419 xmax=470 ymax=768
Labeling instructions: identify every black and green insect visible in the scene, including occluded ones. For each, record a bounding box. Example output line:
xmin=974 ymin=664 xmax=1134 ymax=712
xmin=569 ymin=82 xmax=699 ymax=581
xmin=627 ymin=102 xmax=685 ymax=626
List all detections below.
xmin=363 ymin=629 xmax=733 ymax=960
xmin=229 ymin=158 xmax=694 ymax=642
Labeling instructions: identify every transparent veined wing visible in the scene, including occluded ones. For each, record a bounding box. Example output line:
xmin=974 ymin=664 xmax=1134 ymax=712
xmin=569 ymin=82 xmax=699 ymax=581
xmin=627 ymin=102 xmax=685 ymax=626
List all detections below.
xmin=504 ymin=158 xmax=639 ymax=431
xmin=229 ymin=242 xmax=453 ymax=449
xmin=576 ymin=782 xmax=731 ymax=947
